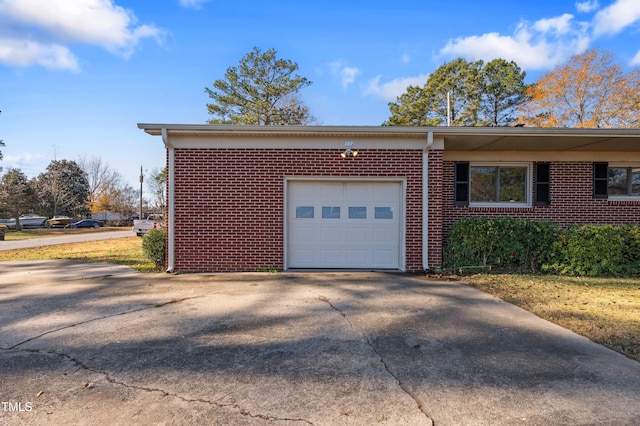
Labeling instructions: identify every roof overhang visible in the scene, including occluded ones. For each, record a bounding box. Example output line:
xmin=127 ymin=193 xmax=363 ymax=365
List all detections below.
xmin=137 ymin=124 xmax=640 ymax=152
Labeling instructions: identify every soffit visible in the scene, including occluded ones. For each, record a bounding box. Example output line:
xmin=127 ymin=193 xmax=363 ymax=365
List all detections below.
xmin=137 ymin=124 xmax=640 ymax=152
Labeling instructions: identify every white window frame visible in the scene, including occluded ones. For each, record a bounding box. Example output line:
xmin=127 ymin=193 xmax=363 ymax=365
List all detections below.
xmin=607 ymin=163 xmax=640 ymax=201
xmin=469 ymin=162 xmax=532 ymax=208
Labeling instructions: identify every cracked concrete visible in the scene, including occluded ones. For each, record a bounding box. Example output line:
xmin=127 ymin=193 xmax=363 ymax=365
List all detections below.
xmin=1 ymin=261 xmax=640 ymax=425
xmin=311 ymin=289 xmax=432 ymax=424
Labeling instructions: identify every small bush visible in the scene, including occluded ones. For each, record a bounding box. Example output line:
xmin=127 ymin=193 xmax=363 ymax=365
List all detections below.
xmin=142 ymin=229 xmax=166 ymax=270
xmin=445 ymin=217 xmax=559 ymax=274
xmin=544 ymin=224 xmax=640 ymax=277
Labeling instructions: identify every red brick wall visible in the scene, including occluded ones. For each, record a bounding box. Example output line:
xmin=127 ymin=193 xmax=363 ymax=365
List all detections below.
xmin=172 ymin=148 xmax=424 ymax=272
xmin=427 ymin=150 xmax=443 ymax=268
xmin=441 ymin=161 xmax=640 ymax=256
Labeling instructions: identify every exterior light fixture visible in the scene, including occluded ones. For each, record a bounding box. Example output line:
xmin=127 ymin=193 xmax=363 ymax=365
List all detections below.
xmin=341 ymin=148 xmax=359 ymax=159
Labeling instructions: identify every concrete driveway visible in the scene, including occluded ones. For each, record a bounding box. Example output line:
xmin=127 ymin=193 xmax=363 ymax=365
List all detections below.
xmin=1 ymin=261 xmax=639 ymax=425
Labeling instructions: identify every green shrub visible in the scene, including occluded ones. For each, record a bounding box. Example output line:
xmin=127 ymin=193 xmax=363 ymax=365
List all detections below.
xmin=142 ymin=229 xmax=166 ymax=269
xmin=445 ymin=217 xmax=559 ymax=274
xmin=544 ymin=224 xmax=640 ymax=277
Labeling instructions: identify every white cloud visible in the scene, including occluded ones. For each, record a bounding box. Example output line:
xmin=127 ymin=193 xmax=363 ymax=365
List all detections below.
xmin=440 ymin=14 xmax=591 ymax=70
xmin=631 ymin=50 xmax=640 ymax=65
xmin=0 ymin=0 xmax=163 ymax=70
xmin=592 ymin=0 xmax=640 ymax=36
xmin=401 ymin=54 xmax=410 ymax=64
xmin=329 ymin=60 xmax=361 ymax=89
xmin=533 ymin=14 xmax=574 ymax=35
xmin=0 ymin=37 xmax=79 ymax=71
xmin=576 ymin=1 xmax=599 ymax=13
xmin=179 ymin=0 xmax=211 ymax=8
xmin=341 ymin=66 xmax=360 ymax=89
xmin=2 ymin=152 xmax=48 ymax=177
xmin=364 ymin=74 xmax=429 ymax=101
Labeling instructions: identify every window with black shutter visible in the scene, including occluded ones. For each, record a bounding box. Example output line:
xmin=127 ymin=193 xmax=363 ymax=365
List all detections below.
xmin=535 ymin=163 xmax=550 ymax=205
xmin=454 ymin=162 xmax=469 ymax=206
xmin=593 ymin=162 xmax=608 ymax=199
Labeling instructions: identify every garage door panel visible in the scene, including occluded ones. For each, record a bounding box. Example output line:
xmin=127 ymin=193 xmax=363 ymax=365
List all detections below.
xmin=345 ymin=183 xmax=373 ymax=201
xmin=288 ymin=181 xmax=402 ymax=269
xmin=292 ymin=226 xmax=316 ymax=242
xmin=372 ymin=227 xmax=396 ymax=242
xmin=319 ymin=226 xmax=342 ymax=242
xmin=320 ymin=249 xmax=343 ymax=265
xmin=346 ymin=249 xmax=369 ymax=265
xmin=372 ymin=249 xmax=399 ymax=268
xmin=373 ymin=184 xmax=398 ymax=201
xmin=346 ymin=227 xmax=368 ymax=242
xmin=290 ymin=249 xmax=316 ymax=266
xmin=319 ymin=183 xmax=343 ymax=199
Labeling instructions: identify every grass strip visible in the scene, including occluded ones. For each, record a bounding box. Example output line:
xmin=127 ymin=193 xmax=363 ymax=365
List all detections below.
xmin=460 ymin=274 xmax=640 ymax=362
xmin=2 ymin=227 xmax=126 ymax=241
xmin=0 ymin=236 xmax=157 ymax=273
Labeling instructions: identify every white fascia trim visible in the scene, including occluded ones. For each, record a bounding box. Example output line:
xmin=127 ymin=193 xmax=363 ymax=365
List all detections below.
xmin=162 ymin=128 xmax=176 ymax=273
xmin=167 ymin=136 xmax=426 ymax=150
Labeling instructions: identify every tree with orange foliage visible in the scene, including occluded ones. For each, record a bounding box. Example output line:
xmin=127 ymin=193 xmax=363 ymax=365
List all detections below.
xmin=519 ymin=49 xmax=640 ymax=128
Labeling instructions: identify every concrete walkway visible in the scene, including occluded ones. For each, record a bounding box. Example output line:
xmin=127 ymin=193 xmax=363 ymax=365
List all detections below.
xmin=0 ymin=230 xmax=134 ymax=251
xmin=1 ymin=261 xmax=639 ymax=425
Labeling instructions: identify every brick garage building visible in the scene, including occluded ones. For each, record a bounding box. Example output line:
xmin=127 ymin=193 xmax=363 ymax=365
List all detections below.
xmin=138 ymin=124 xmax=640 ymax=273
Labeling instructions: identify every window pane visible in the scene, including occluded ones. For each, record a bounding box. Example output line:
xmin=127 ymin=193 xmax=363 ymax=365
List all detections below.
xmin=608 ymin=167 xmax=628 ymax=196
xmin=295 ymin=206 xmax=314 ymax=218
xmin=322 ymin=206 xmax=340 ymax=219
xmin=374 ymin=207 xmax=393 ymax=219
xmin=470 ymin=167 xmax=497 ymax=202
xmin=348 ymin=207 xmax=366 ymax=219
xmin=632 ymin=168 xmax=640 ymax=195
xmin=499 ymin=167 xmax=526 ymax=203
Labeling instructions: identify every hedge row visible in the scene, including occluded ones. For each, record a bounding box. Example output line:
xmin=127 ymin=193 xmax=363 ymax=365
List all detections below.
xmin=444 ymin=217 xmax=640 ymax=277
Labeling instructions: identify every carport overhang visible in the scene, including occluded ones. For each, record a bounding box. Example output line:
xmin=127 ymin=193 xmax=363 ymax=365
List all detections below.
xmin=138 ymin=124 xmax=640 ymax=273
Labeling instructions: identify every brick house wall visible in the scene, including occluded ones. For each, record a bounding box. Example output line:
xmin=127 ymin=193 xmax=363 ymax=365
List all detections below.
xmin=427 ymin=150 xmax=444 ymax=268
xmin=441 ymin=161 xmax=640 ymax=243
xmin=172 ymin=148 xmax=425 ymax=272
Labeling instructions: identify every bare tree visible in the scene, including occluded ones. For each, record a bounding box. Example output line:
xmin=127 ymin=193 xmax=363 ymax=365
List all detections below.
xmin=79 ymin=157 xmax=121 ymax=218
xmin=146 ymin=167 xmax=167 ymax=213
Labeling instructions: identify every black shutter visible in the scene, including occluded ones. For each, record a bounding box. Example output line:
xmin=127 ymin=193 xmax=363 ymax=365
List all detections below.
xmin=535 ymin=163 xmax=550 ymax=206
xmin=593 ymin=162 xmax=608 ymax=199
xmin=454 ymin=162 xmax=470 ymax=206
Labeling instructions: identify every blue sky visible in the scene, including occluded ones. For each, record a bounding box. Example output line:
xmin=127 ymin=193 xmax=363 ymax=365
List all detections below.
xmin=1 ymin=0 xmax=640 ymax=188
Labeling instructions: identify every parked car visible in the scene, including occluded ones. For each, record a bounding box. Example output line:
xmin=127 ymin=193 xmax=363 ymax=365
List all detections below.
xmin=132 ymin=214 xmax=164 ymax=236
xmin=18 ymin=214 xmax=47 ymax=228
xmin=0 ymin=218 xmax=17 ymax=229
xmin=67 ymin=219 xmax=103 ymax=229
xmin=46 ymin=215 xmax=72 ymax=228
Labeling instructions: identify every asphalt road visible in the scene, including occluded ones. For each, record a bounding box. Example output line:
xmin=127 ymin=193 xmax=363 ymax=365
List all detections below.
xmin=1 ymin=263 xmax=639 ymax=425
xmin=0 ymin=230 xmax=134 ymax=251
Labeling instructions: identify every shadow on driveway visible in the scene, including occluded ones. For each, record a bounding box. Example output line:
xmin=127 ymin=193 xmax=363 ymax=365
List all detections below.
xmin=1 ymin=261 xmax=639 ymax=425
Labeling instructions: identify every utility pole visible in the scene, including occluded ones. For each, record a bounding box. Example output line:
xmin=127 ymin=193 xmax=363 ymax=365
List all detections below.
xmin=139 ymin=166 xmax=144 ymax=220
xmin=447 ymin=91 xmax=452 ymax=127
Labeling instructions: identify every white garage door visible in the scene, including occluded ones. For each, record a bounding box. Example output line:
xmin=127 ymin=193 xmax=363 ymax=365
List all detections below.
xmin=287 ymin=181 xmax=402 ymax=269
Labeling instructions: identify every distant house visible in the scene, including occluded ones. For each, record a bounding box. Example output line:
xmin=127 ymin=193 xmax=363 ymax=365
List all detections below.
xmin=92 ymin=211 xmax=127 ymax=222
xmin=138 ymin=124 xmax=640 ymax=273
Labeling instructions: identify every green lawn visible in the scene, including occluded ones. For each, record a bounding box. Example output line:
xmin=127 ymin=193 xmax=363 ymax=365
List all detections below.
xmin=0 ymin=236 xmax=157 ymax=272
xmin=458 ymin=274 xmax=640 ymax=362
